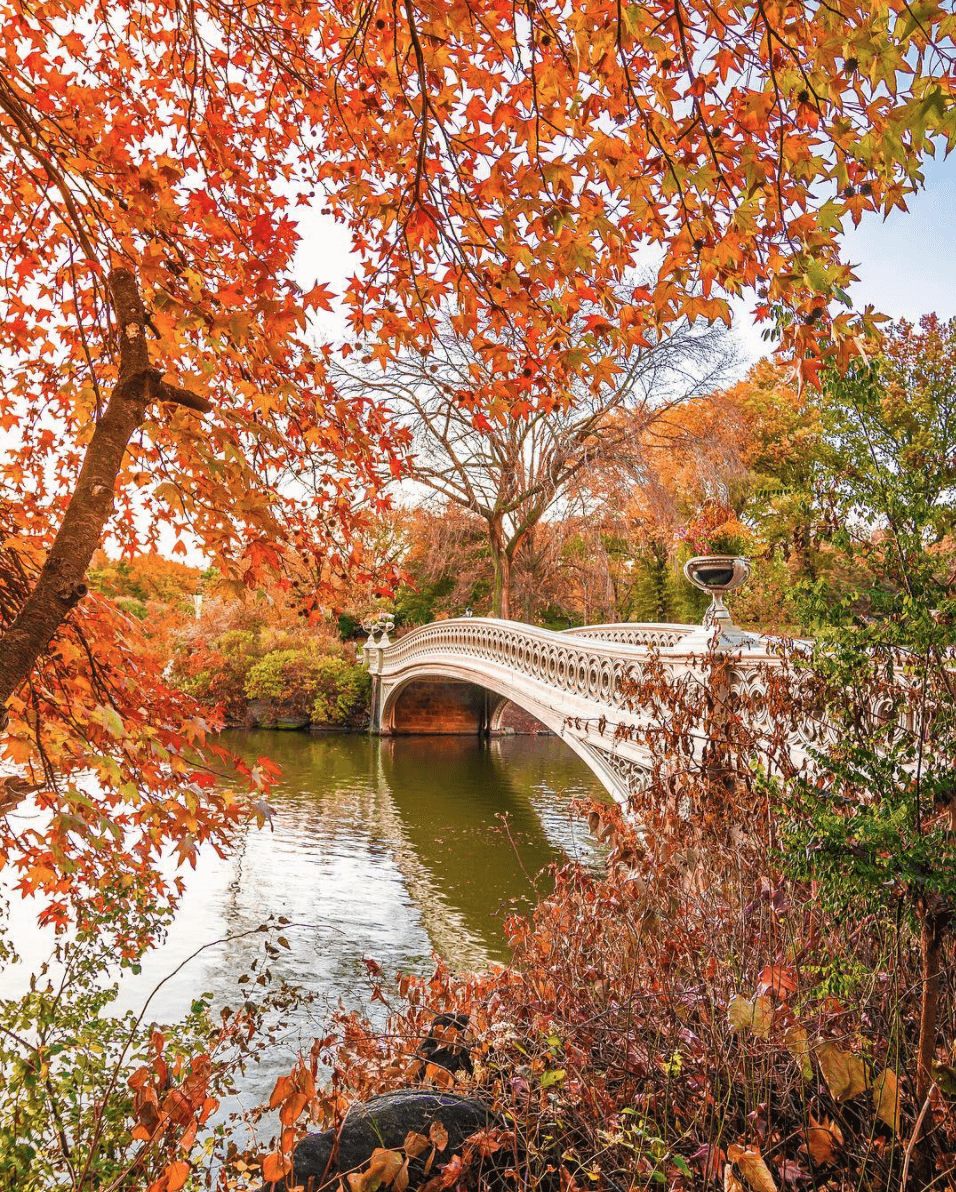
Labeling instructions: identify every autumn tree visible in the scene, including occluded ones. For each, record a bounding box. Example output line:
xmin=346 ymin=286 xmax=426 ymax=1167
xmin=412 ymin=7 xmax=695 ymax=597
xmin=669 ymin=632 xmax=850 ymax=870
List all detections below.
xmin=1 ymin=0 xmax=954 ymax=919
xmin=340 ymin=309 xmax=731 ymax=617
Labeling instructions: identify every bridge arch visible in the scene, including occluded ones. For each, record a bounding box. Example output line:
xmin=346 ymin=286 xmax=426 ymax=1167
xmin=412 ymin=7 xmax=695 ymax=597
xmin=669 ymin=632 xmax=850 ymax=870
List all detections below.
xmin=377 ymin=662 xmax=639 ymax=802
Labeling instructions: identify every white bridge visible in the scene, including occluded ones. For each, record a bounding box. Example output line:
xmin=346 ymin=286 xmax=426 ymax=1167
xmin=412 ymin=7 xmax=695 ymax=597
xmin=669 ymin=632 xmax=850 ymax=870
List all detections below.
xmin=363 ymin=617 xmax=804 ymax=805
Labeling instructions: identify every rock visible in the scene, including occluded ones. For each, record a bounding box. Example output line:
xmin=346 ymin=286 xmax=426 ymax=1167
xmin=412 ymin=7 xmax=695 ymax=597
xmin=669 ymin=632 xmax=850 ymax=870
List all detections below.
xmin=416 ymin=1012 xmax=473 ymax=1078
xmin=269 ymin=1089 xmax=496 ymax=1192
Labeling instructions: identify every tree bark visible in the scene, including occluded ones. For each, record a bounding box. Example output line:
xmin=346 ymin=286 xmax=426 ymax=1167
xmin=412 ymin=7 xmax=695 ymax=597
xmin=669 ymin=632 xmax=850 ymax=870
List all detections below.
xmin=916 ymin=905 xmax=943 ymax=1106
xmin=0 ymin=268 xmax=210 ymax=716
xmin=488 ymin=523 xmax=513 ymax=619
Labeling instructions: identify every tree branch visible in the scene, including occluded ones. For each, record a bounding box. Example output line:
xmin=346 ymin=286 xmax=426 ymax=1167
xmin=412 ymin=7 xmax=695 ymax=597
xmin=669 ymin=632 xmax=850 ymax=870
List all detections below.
xmin=0 ymin=267 xmax=210 ymax=718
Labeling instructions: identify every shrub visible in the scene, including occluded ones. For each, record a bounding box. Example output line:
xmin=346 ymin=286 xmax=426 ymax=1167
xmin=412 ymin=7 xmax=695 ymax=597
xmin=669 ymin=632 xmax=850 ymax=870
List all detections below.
xmin=244 ymin=649 xmax=322 ymax=719
xmin=311 ymin=658 xmax=371 ymax=726
xmin=244 ymin=650 xmax=371 ymax=725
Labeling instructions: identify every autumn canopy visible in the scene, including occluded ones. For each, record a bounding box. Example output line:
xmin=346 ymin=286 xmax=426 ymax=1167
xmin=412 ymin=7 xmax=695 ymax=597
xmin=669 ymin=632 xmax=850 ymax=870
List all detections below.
xmin=1 ymin=0 xmax=954 ymax=920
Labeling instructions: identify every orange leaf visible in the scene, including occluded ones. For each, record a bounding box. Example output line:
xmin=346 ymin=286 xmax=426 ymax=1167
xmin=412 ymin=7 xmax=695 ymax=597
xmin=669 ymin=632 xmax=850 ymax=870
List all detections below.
xmin=166 ymin=1160 xmax=191 ymax=1191
xmin=262 ymin=1151 xmax=288 ymax=1183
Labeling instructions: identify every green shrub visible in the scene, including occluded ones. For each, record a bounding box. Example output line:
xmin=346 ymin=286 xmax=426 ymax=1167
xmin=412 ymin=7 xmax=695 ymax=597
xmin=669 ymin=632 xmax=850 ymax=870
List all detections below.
xmin=244 ymin=650 xmax=371 ymax=725
xmin=311 ymin=658 xmax=371 ymax=726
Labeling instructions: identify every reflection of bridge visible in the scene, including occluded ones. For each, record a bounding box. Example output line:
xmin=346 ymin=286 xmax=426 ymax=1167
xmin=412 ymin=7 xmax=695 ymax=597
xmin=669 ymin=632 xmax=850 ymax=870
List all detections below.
xmin=363 ymin=617 xmax=783 ymax=805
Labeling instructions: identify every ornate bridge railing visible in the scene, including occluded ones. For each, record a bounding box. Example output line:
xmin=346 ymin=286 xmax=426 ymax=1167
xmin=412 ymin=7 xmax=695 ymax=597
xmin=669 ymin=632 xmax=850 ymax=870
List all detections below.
xmin=363 ymin=616 xmax=813 ymax=805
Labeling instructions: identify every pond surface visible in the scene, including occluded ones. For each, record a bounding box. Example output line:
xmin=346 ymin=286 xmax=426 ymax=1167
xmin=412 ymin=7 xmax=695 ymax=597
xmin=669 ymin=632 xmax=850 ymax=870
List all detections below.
xmin=3 ymin=731 xmax=607 ymax=1118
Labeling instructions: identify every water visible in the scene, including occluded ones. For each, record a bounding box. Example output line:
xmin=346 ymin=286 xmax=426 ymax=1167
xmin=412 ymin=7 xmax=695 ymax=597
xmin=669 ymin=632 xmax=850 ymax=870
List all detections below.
xmin=2 ymin=731 xmax=607 ymax=1116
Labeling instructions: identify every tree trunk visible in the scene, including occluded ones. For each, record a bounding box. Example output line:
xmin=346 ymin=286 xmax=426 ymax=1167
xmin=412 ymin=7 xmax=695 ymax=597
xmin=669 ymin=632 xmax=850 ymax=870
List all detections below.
xmin=907 ymin=904 xmax=945 ymax=1183
xmin=0 ymin=269 xmax=210 ymax=718
xmin=491 ymin=552 xmax=513 ymax=620
xmin=916 ymin=905 xmax=943 ymax=1106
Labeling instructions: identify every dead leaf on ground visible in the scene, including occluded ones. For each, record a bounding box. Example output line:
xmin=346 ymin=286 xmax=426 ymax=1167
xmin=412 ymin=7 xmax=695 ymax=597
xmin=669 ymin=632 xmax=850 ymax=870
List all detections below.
xmin=404 ymin=1131 xmax=429 ymax=1158
xmin=803 ymin=1116 xmax=843 ymax=1167
xmin=777 ymin=1158 xmax=809 ymax=1185
xmin=429 ymin=1120 xmax=449 ymax=1152
xmin=724 ymin=1164 xmax=746 ymax=1192
xmin=815 ymin=1042 xmax=869 ymax=1101
xmin=727 ymin=1143 xmax=777 ymax=1192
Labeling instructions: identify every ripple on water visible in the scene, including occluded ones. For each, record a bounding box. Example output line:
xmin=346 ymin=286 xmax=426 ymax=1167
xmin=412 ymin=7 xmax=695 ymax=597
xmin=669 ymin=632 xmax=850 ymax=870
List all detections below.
xmin=2 ymin=731 xmax=608 ymax=1119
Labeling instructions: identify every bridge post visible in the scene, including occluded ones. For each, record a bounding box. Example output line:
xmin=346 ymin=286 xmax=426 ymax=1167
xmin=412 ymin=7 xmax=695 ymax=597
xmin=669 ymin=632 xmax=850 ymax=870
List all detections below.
xmin=369 ymin=673 xmax=384 ymax=734
xmin=362 ymin=619 xmax=390 ymax=735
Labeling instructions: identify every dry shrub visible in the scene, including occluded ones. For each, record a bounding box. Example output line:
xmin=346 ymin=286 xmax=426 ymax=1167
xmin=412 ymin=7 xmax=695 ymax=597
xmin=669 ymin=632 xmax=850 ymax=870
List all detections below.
xmin=278 ymin=783 xmax=953 ymax=1192
xmin=252 ymin=648 xmax=955 ymax=1192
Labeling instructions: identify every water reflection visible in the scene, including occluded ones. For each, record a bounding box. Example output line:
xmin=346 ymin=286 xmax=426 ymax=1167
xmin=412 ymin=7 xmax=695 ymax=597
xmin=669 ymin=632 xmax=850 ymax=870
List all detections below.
xmin=2 ymin=732 xmax=607 ymax=1112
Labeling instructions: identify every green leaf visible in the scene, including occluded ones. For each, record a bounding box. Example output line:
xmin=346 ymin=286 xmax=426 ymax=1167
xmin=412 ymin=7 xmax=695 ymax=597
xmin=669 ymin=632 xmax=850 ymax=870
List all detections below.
xmin=539 ymin=1068 xmax=566 ymax=1088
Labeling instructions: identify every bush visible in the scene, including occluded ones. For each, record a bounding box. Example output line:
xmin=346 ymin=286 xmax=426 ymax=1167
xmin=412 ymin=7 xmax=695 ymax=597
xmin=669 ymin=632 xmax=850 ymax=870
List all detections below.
xmin=244 ymin=649 xmax=371 ymax=726
xmin=311 ymin=658 xmax=372 ymax=726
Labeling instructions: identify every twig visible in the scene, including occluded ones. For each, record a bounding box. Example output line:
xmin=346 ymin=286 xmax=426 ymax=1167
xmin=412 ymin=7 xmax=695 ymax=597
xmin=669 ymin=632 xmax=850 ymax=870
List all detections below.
xmin=901 ymin=1082 xmax=936 ymax=1188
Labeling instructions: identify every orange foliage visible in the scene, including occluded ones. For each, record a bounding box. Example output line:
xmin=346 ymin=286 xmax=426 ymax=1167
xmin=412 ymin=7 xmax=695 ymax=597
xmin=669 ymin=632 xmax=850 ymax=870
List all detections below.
xmin=0 ymin=0 xmax=953 ymax=924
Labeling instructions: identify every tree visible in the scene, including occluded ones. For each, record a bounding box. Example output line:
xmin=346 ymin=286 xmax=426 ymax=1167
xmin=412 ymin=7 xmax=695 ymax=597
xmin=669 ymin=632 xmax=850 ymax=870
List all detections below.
xmin=1 ymin=0 xmax=953 ymax=920
xmin=781 ymin=318 xmax=956 ymax=1151
xmin=0 ymin=7 xmax=402 ymax=922
xmin=342 ymin=310 xmax=731 ymax=617
xmin=315 ymin=0 xmax=953 ymax=384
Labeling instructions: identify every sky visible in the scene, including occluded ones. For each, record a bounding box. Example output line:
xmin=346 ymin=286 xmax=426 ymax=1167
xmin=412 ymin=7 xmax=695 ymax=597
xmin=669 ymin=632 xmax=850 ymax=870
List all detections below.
xmin=296 ymin=150 xmax=956 ymax=371
xmin=736 ymin=151 xmax=956 ymax=362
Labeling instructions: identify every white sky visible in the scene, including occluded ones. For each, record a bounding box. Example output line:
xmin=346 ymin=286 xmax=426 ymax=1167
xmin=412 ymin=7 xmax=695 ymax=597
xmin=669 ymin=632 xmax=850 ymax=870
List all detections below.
xmin=294 ymin=151 xmax=956 ymax=370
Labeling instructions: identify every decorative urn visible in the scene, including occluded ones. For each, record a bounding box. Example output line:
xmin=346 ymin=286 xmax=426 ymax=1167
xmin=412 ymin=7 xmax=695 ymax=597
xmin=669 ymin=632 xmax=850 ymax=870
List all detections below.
xmin=682 ymin=555 xmax=751 ymax=628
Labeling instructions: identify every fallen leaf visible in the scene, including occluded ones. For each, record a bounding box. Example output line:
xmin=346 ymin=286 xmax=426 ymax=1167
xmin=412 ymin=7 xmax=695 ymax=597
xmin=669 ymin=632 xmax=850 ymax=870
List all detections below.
xmin=429 ymin=1120 xmax=449 ymax=1152
xmin=724 ymin=1165 xmax=745 ymax=1192
xmin=803 ymin=1116 xmax=843 ymax=1167
xmin=368 ymin=1148 xmax=404 ymax=1187
xmin=404 ymin=1131 xmax=429 ymax=1158
xmin=815 ymin=1042 xmax=869 ymax=1101
xmin=777 ymin=1158 xmax=809 ymax=1185
xmin=727 ymin=1144 xmax=776 ymax=1192
xmin=872 ymin=1068 xmax=901 ymax=1132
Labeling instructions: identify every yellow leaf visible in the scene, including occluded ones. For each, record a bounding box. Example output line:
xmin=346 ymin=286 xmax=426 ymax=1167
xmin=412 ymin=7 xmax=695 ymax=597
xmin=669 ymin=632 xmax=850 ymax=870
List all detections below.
xmin=727 ymin=995 xmax=772 ymax=1037
xmin=727 ymin=1144 xmax=776 ymax=1192
xmin=816 ymin=1042 xmax=869 ymax=1101
xmin=784 ymin=1025 xmax=813 ymax=1080
xmin=724 ymin=1164 xmax=746 ymax=1192
xmin=368 ymin=1148 xmax=404 ymax=1187
xmin=872 ymin=1068 xmax=901 ymax=1132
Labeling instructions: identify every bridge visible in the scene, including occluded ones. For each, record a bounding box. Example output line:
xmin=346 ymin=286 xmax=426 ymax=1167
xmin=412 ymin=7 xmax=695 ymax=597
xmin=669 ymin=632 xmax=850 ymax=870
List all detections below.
xmin=362 ymin=616 xmax=804 ymax=805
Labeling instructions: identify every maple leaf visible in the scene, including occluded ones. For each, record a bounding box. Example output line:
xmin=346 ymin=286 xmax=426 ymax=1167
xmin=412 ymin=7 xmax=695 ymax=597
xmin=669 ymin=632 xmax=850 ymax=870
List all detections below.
xmin=303 ymin=282 xmax=336 ymax=311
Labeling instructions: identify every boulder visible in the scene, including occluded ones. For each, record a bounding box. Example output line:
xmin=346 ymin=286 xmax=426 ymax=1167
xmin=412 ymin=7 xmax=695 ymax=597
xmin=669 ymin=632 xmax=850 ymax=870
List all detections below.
xmin=268 ymin=1089 xmax=496 ymax=1192
xmin=415 ymin=1012 xmax=473 ymax=1078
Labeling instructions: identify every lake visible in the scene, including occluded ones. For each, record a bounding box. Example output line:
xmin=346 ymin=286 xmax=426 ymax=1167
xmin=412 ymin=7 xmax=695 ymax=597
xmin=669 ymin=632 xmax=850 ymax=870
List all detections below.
xmin=2 ymin=730 xmax=607 ymax=1118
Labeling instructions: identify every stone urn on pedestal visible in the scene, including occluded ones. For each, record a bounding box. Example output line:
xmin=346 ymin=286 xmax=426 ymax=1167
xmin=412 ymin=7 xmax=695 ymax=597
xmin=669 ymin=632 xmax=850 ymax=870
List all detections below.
xmin=683 ymin=555 xmax=752 ymax=641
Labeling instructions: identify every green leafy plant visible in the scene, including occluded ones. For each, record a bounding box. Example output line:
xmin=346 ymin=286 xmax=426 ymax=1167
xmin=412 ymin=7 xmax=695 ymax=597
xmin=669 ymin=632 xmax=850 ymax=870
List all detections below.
xmin=780 ymin=336 xmax=956 ymax=1138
